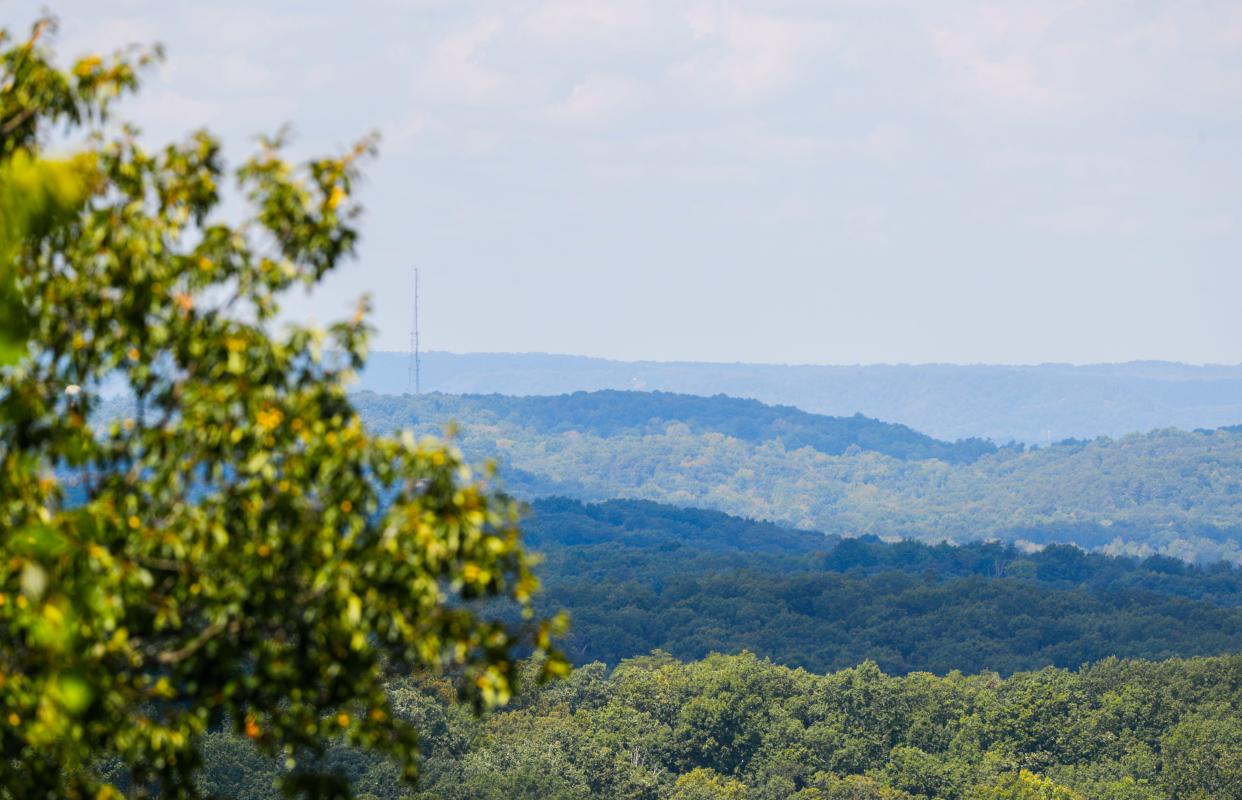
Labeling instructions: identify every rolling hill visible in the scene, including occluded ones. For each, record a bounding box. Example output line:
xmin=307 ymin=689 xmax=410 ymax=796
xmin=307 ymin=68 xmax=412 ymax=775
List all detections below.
xmin=353 ymin=390 xmax=1242 ymax=563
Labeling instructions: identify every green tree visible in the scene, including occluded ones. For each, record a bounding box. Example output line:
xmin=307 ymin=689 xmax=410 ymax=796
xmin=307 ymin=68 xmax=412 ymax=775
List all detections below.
xmin=0 ymin=16 xmax=565 ymax=798
xmin=0 ymin=18 xmax=118 ymax=364
xmin=878 ymin=744 xmax=967 ymax=799
xmin=668 ymin=767 xmax=751 ymax=800
xmin=795 ymin=774 xmax=916 ymax=800
xmin=1159 ymin=714 xmax=1242 ymax=800
xmin=969 ymin=770 xmax=1084 ymax=800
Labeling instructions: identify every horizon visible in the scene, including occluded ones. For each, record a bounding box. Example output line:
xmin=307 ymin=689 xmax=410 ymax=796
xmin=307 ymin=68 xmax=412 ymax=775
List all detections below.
xmin=368 ymin=348 xmax=1242 ymax=370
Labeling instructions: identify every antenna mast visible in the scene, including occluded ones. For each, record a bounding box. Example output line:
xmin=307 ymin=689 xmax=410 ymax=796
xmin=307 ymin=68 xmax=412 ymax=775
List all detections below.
xmin=408 ymin=268 xmax=421 ymax=395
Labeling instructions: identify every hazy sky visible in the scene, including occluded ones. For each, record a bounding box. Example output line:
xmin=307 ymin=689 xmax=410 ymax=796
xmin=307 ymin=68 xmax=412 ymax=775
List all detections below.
xmin=7 ymin=1 xmax=1242 ymax=364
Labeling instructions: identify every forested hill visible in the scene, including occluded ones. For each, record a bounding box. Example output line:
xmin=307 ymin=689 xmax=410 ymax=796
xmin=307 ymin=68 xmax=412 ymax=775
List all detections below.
xmin=363 ymin=390 xmax=995 ymax=463
xmin=525 ymin=498 xmax=1242 ymax=675
xmin=353 ymin=390 xmax=1242 ymax=563
xmin=526 ymin=498 xmax=1242 ymax=603
xmin=358 ymin=351 xmax=1242 ymax=443
xmin=525 ymin=496 xmax=833 ymax=554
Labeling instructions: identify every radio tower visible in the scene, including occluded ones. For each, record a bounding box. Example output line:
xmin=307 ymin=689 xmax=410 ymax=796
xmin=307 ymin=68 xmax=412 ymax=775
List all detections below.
xmin=408 ymin=268 xmax=420 ymax=395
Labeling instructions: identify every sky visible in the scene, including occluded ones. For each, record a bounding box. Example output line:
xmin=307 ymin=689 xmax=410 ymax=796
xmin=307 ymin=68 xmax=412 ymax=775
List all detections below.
xmin=6 ymin=1 xmax=1242 ymax=365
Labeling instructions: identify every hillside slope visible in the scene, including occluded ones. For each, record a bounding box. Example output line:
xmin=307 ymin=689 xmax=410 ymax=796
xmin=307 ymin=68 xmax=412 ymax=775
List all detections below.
xmin=354 ymin=391 xmax=1242 ymax=563
xmin=362 ymin=390 xmax=994 ymax=463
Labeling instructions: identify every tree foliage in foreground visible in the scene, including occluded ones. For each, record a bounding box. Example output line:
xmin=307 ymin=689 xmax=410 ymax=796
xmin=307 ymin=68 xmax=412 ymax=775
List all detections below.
xmin=0 ymin=18 xmax=564 ymax=798
xmin=0 ymin=18 xmax=112 ymax=365
xmin=198 ymin=651 xmax=1242 ymax=800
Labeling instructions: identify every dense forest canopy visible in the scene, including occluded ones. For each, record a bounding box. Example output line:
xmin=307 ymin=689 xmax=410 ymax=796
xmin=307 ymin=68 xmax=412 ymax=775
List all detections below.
xmin=358 ymin=352 xmax=1242 ymax=444
xmin=197 ymin=651 xmax=1242 ymax=800
xmin=352 ymin=391 xmax=1242 ymax=564
xmin=524 ymin=498 xmax=1242 ymax=675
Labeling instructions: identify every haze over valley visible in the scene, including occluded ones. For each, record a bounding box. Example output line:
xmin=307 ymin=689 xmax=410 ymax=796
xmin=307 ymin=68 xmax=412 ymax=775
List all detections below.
xmin=360 ymin=352 xmax=1242 ymax=444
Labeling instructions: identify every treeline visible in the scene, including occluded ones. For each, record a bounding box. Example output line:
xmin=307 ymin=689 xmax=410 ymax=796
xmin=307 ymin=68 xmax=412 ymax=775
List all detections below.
xmin=356 ymin=351 xmax=1242 ymax=443
xmin=197 ymin=651 xmax=1242 ymax=799
xmin=525 ymin=499 xmax=1242 ymax=675
xmin=358 ymin=390 xmax=997 ymax=463
xmin=349 ymin=391 xmax=1242 ymax=564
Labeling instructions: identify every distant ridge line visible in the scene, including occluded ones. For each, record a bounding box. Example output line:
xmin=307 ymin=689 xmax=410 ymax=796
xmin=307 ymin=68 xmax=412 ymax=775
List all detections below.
xmin=357 ymin=351 xmax=1242 ymax=444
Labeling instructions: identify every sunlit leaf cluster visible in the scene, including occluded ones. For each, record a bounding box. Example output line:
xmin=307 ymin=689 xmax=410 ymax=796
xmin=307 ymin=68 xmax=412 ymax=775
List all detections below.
xmin=0 ymin=17 xmax=565 ymax=798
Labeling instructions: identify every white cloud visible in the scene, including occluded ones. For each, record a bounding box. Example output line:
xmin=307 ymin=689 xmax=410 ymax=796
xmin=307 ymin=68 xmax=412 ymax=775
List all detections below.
xmin=181 ymin=7 xmax=317 ymax=49
xmin=415 ymin=17 xmax=513 ymax=104
xmin=382 ymin=114 xmax=425 ymax=154
xmin=56 ymin=14 xmax=160 ymax=61
xmin=928 ymin=3 xmax=1084 ymax=116
xmin=117 ymin=88 xmax=221 ymax=142
xmin=925 ymin=1 xmax=1242 ymax=118
xmin=216 ymin=52 xmax=274 ymax=90
xmin=734 ymin=128 xmax=832 ymax=162
xmin=522 ymin=0 xmax=658 ymax=51
xmin=1034 ymin=201 xmax=1142 ymax=236
xmin=127 ymin=89 xmax=220 ymax=128
xmin=1225 ymin=11 xmax=1242 ymax=46
xmin=548 ymin=74 xmax=641 ymax=124
xmin=669 ymin=5 xmax=835 ymax=103
xmin=860 ymin=125 xmax=908 ymax=163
